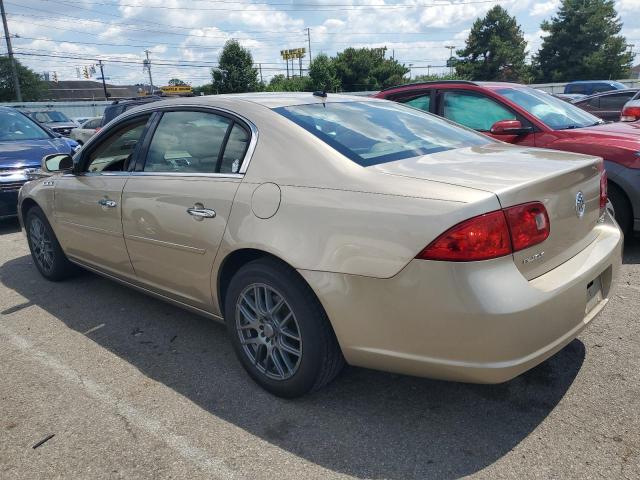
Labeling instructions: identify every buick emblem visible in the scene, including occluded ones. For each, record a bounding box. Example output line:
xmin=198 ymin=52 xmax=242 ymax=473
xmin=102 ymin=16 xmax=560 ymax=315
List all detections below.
xmin=575 ymin=191 xmax=586 ymax=218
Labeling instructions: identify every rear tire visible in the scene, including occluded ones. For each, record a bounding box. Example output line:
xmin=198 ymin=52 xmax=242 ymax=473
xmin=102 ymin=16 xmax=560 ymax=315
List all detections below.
xmin=608 ymin=182 xmax=632 ymax=235
xmin=25 ymin=206 xmax=78 ymax=281
xmin=224 ymin=257 xmax=344 ymax=398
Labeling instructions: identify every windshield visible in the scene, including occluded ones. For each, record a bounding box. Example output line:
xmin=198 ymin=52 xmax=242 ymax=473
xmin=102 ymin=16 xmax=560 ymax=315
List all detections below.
xmin=275 ymin=101 xmax=492 ymax=166
xmin=33 ymin=111 xmax=71 ymax=123
xmin=498 ymin=87 xmax=603 ymax=130
xmin=0 ymin=110 xmax=50 ymax=141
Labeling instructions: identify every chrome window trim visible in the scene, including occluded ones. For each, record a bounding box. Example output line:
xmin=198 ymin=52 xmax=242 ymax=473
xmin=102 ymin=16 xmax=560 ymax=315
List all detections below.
xmin=130 ymin=172 xmax=244 ymax=179
xmin=93 ymin=103 xmax=259 ymax=176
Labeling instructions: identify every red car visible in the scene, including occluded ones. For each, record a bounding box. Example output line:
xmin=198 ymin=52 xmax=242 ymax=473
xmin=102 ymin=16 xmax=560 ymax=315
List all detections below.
xmin=375 ymin=81 xmax=640 ymax=234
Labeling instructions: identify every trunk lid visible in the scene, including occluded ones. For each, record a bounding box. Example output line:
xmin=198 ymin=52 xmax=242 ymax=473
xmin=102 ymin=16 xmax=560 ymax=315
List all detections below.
xmin=372 ymin=143 xmax=603 ymax=280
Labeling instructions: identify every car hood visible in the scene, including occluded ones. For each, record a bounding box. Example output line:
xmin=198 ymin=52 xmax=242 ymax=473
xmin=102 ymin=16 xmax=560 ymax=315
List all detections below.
xmin=371 ymin=142 xmax=598 ymax=194
xmin=0 ymin=138 xmax=74 ymax=169
xmin=565 ymin=121 xmax=640 ymax=144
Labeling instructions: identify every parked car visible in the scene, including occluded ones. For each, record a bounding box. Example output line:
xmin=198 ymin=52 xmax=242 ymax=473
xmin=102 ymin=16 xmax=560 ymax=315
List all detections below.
xmin=553 ymin=93 xmax=586 ymax=102
xmin=102 ymin=96 xmax=163 ymax=126
xmin=621 ymin=90 xmax=640 ymax=122
xmin=70 ymin=117 xmax=102 ymax=145
xmin=564 ymin=80 xmax=628 ymax=96
xmin=25 ymin=110 xmax=78 ymax=136
xmin=0 ymin=107 xmax=79 ymax=220
xmin=375 ymin=81 xmax=640 ymax=234
xmin=571 ymin=89 xmax=639 ymax=122
xmin=18 ymin=94 xmax=621 ymax=397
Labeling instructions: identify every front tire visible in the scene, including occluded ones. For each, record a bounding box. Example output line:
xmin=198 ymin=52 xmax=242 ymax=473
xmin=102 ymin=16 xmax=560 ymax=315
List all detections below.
xmin=224 ymin=258 xmax=344 ymax=398
xmin=25 ymin=206 xmax=77 ymax=281
xmin=608 ymin=183 xmax=632 ymax=235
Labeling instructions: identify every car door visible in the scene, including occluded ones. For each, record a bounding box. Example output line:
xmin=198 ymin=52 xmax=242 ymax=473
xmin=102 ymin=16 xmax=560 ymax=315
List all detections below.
xmin=438 ymin=89 xmax=536 ymax=146
xmin=597 ymin=91 xmax=638 ymax=122
xmin=53 ymin=114 xmax=152 ymax=278
xmin=121 ymin=108 xmax=252 ymax=311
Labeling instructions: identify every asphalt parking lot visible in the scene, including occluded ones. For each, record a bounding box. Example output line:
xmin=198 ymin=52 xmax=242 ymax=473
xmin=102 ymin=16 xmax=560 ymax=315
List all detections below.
xmin=0 ymin=218 xmax=638 ymax=480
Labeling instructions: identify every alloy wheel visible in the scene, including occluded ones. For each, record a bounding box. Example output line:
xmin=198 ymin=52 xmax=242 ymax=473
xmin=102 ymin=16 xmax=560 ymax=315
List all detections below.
xmin=30 ymin=217 xmax=54 ymax=273
xmin=235 ymin=283 xmax=302 ymax=380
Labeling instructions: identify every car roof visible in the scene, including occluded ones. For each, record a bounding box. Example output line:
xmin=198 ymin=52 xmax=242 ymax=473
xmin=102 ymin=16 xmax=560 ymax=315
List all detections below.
xmin=577 ymin=88 xmax=639 ymax=99
xmin=124 ymin=92 xmax=382 ymax=110
xmin=379 ymin=80 xmax=527 ymax=93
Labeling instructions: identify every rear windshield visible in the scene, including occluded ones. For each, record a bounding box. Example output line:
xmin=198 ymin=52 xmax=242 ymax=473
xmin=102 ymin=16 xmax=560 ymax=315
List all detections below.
xmin=274 ymin=101 xmax=491 ymax=166
xmin=33 ymin=111 xmax=71 ymax=123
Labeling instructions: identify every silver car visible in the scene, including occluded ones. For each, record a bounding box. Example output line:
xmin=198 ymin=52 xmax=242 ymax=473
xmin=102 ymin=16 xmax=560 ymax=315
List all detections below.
xmin=70 ymin=117 xmax=103 ymax=145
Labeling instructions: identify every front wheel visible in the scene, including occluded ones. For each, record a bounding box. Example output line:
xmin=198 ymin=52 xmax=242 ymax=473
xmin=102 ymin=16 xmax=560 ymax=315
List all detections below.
xmin=608 ymin=183 xmax=632 ymax=235
xmin=25 ymin=206 xmax=78 ymax=281
xmin=224 ymin=258 xmax=344 ymax=398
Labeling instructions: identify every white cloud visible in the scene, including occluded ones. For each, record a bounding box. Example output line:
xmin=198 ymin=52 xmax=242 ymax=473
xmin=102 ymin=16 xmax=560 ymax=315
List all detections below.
xmin=530 ymin=0 xmax=560 ymax=16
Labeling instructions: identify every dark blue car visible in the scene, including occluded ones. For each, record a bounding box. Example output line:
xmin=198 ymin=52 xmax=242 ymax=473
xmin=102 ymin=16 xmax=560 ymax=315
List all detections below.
xmin=0 ymin=107 xmax=79 ymax=219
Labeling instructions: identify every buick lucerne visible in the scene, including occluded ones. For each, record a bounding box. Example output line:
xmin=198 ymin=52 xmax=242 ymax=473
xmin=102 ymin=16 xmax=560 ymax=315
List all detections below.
xmin=18 ymin=94 xmax=622 ymax=397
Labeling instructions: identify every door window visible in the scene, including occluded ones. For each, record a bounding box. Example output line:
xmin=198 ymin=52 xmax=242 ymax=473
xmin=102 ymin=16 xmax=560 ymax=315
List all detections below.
xmin=402 ymin=94 xmax=431 ymax=112
xmin=83 ymin=118 xmax=101 ymax=129
xmin=442 ymin=91 xmax=516 ymax=131
xmin=599 ymin=92 xmax=636 ymax=110
xmin=143 ymin=111 xmax=248 ymax=174
xmin=85 ymin=117 xmax=149 ymax=173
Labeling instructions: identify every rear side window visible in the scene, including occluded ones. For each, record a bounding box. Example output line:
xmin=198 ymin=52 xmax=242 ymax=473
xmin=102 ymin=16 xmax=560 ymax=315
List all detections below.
xmin=402 ymin=94 xmax=431 ymax=112
xmin=143 ymin=110 xmax=249 ymax=174
xmin=275 ymin=101 xmax=491 ymax=167
xmin=599 ymin=92 xmax=636 ymax=109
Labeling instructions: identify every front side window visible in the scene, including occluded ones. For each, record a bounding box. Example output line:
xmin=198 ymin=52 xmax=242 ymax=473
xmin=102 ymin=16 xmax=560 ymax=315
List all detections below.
xmin=143 ymin=111 xmax=248 ymax=174
xmin=497 ymin=87 xmax=603 ymax=130
xmin=86 ymin=117 xmax=149 ymax=173
xmin=0 ymin=110 xmax=50 ymax=141
xmin=442 ymin=91 xmax=516 ymax=131
xmin=275 ymin=100 xmax=491 ymax=167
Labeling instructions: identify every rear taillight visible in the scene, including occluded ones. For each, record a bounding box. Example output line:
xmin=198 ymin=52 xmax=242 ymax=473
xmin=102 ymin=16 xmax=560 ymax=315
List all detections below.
xmin=621 ymin=106 xmax=640 ymax=122
xmin=417 ymin=202 xmax=550 ymax=262
xmin=503 ymin=202 xmax=550 ymax=252
xmin=95 ymin=127 xmax=101 ymax=132
xmin=599 ymin=167 xmax=608 ymax=214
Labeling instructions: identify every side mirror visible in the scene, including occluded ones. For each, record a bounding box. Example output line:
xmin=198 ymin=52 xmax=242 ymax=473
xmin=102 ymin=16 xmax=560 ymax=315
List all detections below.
xmin=489 ymin=120 xmax=532 ymax=136
xmin=42 ymin=153 xmax=74 ymax=173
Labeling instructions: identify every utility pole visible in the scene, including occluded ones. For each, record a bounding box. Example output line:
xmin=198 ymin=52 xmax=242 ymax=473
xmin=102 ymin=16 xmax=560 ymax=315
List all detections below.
xmin=0 ymin=0 xmax=21 ymax=102
xmin=144 ymin=49 xmax=154 ymax=95
xmin=286 ymin=57 xmax=289 ymax=79
xmin=258 ymin=63 xmax=263 ymax=84
xmin=97 ymin=59 xmax=108 ymax=100
xmin=299 ymin=55 xmax=302 ymax=77
xmin=307 ymin=27 xmax=312 ymax=65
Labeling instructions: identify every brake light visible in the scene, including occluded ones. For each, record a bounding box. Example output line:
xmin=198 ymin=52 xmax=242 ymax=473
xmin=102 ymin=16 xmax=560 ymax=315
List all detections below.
xmin=621 ymin=106 xmax=640 ymax=122
xmin=95 ymin=127 xmax=101 ymax=132
xmin=599 ymin=167 xmax=608 ymax=213
xmin=417 ymin=202 xmax=550 ymax=262
xmin=503 ymin=202 xmax=550 ymax=252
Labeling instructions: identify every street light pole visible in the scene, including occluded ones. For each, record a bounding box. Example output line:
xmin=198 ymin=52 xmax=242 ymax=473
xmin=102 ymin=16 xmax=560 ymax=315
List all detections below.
xmin=0 ymin=0 xmax=22 ymax=102
xmin=445 ymin=45 xmax=456 ymax=76
xmin=144 ymin=49 xmax=154 ymax=95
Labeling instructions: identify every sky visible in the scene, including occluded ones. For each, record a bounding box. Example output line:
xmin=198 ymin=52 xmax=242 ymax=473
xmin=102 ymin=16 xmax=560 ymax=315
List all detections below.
xmin=3 ymin=0 xmax=640 ymax=87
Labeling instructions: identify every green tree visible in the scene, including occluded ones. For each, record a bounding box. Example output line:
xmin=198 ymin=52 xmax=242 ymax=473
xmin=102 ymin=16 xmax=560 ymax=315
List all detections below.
xmin=211 ymin=40 xmax=259 ymax=94
xmin=533 ymin=0 xmax=633 ymax=82
xmin=168 ymin=78 xmax=187 ymax=86
xmin=0 ymin=57 xmax=46 ymax=101
xmin=332 ymin=47 xmax=409 ymax=91
xmin=265 ymin=74 xmax=311 ymax=92
xmin=308 ymin=54 xmax=340 ymax=92
xmin=455 ymin=6 xmax=530 ymax=82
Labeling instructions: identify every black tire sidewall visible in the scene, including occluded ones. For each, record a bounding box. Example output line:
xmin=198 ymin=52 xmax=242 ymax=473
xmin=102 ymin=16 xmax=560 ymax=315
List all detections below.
xmin=26 ymin=207 xmax=72 ymax=281
xmin=224 ymin=259 xmax=326 ymax=398
xmin=608 ymin=183 xmax=632 ymax=234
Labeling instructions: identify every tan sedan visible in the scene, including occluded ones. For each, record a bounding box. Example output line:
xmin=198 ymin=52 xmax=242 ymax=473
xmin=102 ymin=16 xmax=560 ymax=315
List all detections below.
xmin=18 ymin=94 xmax=622 ymax=397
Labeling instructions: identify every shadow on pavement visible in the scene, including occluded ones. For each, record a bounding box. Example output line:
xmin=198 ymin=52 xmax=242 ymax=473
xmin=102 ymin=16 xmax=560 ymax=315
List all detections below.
xmin=0 ymin=218 xmax=20 ymax=235
xmin=623 ymin=236 xmax=640 ymax=265
xmin=0 ymin=255 xmax=585 ymax=480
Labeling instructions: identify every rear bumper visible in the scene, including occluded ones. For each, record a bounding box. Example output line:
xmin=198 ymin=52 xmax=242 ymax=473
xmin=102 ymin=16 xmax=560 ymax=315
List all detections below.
xmin=300 ymin=213 xmax=623 ymax=383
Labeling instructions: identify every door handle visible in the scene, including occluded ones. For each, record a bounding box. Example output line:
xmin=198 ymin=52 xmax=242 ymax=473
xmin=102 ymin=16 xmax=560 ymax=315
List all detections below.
xmin=98 ymin=198 xmax=117 ymax=208
xmin=187 ymin=204 xmax=216 ymax=220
